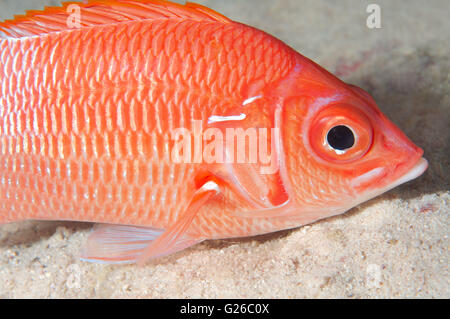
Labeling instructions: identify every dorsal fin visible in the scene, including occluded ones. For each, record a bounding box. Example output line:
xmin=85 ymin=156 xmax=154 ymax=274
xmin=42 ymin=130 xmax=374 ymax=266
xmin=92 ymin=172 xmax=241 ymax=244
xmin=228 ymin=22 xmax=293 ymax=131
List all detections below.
xmin=0 ymin=0 xmax=231 ymax=39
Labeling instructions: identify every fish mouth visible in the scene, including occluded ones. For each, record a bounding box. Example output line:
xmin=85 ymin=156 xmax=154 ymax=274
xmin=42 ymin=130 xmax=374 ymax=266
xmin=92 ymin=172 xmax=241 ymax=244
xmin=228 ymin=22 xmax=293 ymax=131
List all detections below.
xmin=351 ymin=157 xmax=428 ymax=208
xmin=375 ymin=156 xmax=428 ymax=194
xmin=388 ymin=157 xmax=428 ymax=190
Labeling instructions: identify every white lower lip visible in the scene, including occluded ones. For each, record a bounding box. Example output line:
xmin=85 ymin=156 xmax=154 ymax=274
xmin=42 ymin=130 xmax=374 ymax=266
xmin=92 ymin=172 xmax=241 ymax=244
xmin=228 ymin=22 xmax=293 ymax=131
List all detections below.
xmin=390 ymin=157 xmax=428 ymax=189
xmin=350 ymin=157 xmax=428 ymax=207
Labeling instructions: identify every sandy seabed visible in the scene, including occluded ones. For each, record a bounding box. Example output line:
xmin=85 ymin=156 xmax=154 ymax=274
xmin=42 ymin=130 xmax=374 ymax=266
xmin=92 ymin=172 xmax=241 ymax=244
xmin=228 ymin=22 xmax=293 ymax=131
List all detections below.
xmin=0 ymin=0 xmax=448 ymax=298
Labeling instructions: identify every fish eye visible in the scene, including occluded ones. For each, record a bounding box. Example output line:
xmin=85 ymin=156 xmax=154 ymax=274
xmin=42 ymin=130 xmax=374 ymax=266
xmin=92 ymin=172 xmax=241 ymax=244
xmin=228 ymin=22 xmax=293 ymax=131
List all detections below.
xmin=327 ymin=125 xmax=355 ymax=151
xmin=309 ymin=104 xmax=373 ymax=164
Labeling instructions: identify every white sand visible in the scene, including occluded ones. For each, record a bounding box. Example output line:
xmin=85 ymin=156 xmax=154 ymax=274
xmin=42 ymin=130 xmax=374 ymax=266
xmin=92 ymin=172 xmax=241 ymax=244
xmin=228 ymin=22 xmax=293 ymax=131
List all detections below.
xmin=0 ymin=0 xmax=448 ymax=298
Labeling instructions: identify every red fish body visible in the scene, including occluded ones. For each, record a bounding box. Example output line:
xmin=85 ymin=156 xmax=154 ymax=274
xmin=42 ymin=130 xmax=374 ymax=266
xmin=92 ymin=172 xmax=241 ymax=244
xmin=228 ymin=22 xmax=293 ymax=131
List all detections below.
xmin=0 ymin=1 xmax=427 ymax=263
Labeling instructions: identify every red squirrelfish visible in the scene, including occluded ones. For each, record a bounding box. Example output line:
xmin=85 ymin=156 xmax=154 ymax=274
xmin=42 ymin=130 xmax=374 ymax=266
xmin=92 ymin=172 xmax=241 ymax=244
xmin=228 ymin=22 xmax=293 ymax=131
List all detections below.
xmin=0 ymin=0 xmax=428 ymax=264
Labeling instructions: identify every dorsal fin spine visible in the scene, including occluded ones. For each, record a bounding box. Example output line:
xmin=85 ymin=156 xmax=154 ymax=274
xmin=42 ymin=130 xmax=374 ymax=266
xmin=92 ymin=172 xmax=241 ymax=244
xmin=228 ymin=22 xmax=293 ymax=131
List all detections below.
xmin=0 ymin=0 xmax=232 ymax=39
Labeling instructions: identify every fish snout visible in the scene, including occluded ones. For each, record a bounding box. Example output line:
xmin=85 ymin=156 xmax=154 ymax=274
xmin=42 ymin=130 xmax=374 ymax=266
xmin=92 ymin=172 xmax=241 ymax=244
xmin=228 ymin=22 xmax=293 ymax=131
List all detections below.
xmin=351 ymin=114 xmax=427 ymax=193
xmin=372 ymin=118 xmax=427 ymax=190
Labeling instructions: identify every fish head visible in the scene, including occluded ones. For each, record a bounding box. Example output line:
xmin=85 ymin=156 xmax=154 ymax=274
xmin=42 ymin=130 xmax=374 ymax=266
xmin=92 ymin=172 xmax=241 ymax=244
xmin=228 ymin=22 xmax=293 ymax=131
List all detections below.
xmin=278 ymin=60 xmax=428 ymax=214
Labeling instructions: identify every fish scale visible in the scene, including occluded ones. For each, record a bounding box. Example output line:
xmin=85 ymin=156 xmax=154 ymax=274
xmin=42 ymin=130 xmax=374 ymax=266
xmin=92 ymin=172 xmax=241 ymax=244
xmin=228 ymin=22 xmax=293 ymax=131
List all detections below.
xmin=0 ymin=5 xmax=295 ymax=236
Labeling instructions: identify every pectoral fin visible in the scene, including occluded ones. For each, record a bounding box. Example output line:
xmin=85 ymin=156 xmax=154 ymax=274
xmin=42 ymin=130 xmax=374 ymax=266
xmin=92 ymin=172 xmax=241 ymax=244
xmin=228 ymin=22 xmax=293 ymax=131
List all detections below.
xmin=80 ymin=224 xmax=203 ymax=264
xmin=80 ymin=181 xmax=220 ymax=265
xmin=137 ymin=180 xmax=220 ymax=265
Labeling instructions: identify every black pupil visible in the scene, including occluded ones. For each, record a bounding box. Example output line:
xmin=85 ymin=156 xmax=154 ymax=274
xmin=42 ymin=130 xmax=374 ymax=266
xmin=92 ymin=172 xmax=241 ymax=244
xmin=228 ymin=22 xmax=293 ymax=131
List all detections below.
xmin=327 ymin=125 xmax=355 ymax=151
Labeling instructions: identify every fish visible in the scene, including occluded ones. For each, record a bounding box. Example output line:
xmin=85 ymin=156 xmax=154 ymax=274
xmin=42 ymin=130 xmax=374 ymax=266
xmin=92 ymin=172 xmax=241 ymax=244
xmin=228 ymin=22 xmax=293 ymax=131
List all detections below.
xmin=0 ymin=0 xmax=428 ymax=264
